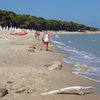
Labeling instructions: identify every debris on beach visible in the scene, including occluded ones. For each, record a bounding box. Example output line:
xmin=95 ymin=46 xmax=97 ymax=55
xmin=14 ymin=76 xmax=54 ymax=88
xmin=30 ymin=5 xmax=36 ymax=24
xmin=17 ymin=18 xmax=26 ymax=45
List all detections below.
xmin=28 ymin=49 xmax=35 ymax=52
xmin=79 ymin=66 xmax=90 ymax=72
xmin=28 ymin=46 xmax=37 ymax=52
xmin=32 ymin=46 xmax=36 ymax=49
xmin=48 ymin=44 xmax=54 ymax=48
xmin=0 ymin=88 xmax=8 ymax=97
xmin=41 ymin=86 xmax=94 ymax=96
xmin=29 ymin=46 xmax=36 ymax=49
xmin=15 ymin=87 xmax=26 ymax=93
xmin=44 ymin=61 xmax=62 ymax=70
xmin=10 ymin=29 xmax=28 ymax=36
xmin=15 ymin=87 xmax=36 ymax=94
xmin=6 ymin=81 xmax=13 ymax=84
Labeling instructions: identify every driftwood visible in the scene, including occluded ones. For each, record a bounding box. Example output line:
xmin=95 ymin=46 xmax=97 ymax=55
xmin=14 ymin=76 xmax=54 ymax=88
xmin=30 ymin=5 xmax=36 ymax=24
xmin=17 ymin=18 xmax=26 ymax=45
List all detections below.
xmin=44 ymin=61 xmax=62 ymax=70
xmin=41 ymin=86 xmax=94 ymax=96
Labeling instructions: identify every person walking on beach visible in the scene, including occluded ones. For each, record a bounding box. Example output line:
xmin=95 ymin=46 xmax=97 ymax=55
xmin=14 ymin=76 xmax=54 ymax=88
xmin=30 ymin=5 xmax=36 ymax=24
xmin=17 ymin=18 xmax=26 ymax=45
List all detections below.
xmin=34 ymin=30 xmax=40 ymax=40
xmin=42 ymin=31 xmax=51 ymax=51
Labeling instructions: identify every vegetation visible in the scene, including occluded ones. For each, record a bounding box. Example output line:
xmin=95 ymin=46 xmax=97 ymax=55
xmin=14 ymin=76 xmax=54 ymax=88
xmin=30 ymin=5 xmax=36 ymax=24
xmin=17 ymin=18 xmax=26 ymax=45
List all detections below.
xmin=0 ymin=10 xmax=99 ymax=31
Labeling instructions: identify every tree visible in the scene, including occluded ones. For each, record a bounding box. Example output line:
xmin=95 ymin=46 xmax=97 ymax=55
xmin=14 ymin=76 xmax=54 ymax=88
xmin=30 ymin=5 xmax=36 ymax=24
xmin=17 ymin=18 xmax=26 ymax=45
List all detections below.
xmin=0 ymin=9 xmax=99 ymax=31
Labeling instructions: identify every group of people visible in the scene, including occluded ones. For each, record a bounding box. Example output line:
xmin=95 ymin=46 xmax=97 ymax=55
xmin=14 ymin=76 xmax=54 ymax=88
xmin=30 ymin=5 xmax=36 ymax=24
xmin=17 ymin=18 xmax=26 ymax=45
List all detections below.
xmin=34 ymin=30 xmax=51 ymax=51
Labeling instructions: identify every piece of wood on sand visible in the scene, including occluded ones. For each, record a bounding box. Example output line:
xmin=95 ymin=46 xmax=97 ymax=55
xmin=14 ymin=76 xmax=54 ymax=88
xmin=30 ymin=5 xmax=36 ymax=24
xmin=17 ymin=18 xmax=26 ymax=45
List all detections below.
xmin=44 ymin=61 xmax=62 ymax=70
xmin=40 ymin=86 xmax=94 ymax=96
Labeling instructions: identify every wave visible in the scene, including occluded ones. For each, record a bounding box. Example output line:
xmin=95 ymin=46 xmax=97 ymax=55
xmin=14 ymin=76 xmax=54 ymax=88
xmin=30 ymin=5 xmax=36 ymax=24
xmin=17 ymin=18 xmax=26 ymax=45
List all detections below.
xmin=67 ymin=41 xmax=72 ymax=43
xmin=51 ymin=40 xmax=65 ymax=46
xmin=73 ymin=71 xmax=100 ymax=83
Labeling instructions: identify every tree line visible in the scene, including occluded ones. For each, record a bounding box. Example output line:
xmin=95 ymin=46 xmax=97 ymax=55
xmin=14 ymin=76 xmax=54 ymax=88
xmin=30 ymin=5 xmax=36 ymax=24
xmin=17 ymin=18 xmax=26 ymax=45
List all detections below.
xmin=0 ymin=10 xmax=99 ymax=31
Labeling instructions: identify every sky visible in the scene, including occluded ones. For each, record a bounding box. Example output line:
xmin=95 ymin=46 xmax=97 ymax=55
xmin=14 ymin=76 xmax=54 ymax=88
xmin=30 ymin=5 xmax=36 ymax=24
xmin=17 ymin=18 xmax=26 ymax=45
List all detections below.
xmin=0 ymin=0 xmax=100 ymax=28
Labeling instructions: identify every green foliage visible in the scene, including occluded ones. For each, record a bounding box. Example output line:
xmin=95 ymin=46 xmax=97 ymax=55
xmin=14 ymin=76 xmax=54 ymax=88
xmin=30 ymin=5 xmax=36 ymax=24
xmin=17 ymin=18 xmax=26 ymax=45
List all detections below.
xmin=0 ymin=9 xmax=99 ymax=31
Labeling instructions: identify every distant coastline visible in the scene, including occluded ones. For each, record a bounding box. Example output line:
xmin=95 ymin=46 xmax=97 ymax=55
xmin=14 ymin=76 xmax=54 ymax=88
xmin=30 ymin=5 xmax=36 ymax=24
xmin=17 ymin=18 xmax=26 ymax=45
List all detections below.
xmin=52 ymin=31 xmax=100 ymax=35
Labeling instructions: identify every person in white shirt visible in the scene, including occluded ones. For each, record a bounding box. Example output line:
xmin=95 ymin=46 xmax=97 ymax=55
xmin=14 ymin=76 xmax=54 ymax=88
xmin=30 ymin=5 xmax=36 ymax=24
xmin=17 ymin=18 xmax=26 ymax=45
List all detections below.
xmin=42 ymin=31 xmax=51 ymax=51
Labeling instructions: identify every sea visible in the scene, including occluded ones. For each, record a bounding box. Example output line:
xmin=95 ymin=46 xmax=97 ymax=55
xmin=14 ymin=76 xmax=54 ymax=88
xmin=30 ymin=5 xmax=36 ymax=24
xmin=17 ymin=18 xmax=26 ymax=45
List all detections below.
xmin=51 ymin=33 xmax=100 ymax=83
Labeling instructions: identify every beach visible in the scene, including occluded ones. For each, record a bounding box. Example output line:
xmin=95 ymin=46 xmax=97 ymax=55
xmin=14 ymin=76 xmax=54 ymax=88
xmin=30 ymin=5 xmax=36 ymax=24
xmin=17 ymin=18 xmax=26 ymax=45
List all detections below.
xmin=0 ymin=29 xmax=100 ymax=100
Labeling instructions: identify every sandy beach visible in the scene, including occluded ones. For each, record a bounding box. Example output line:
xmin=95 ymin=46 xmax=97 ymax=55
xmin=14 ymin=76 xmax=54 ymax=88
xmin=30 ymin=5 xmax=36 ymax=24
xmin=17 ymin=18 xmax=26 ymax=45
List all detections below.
xmin=0 ymin=29 xmax=100 ymax=100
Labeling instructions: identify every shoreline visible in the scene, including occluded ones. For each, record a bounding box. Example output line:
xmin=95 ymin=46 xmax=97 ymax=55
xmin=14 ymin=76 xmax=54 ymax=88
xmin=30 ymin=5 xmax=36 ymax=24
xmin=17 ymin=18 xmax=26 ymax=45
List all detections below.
xmin=51 ymin=37 xmax=100 ymax=93
xmin=55 ymin=45 xmax=100 ymax=86
xmin=52 ymin=32 xmax=100 ymax=83
xmin=57 ymin=50 xmax=100 ymax=94
xmin=0 ymin=30 xmax=100 ymax=100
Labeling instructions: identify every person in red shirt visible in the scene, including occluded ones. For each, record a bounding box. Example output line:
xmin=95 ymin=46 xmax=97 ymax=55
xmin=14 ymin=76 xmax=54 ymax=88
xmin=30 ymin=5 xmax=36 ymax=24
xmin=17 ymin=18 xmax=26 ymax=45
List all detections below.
xmin=34 ymin=30 xmax=40 ymax=40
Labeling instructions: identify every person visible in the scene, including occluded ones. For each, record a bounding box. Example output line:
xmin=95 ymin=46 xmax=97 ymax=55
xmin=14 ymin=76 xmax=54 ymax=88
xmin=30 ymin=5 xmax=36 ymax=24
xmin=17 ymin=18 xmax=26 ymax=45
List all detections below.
xmin=34 ymin=30 xmax=40 ymax=40
xmin=42 ymin=31 xmax=51 ymax=51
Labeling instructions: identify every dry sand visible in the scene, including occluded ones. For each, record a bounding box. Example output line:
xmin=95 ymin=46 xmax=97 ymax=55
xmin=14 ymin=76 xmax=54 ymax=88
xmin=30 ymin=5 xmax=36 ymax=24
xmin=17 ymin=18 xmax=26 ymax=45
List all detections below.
xmin=0 ymin=30 xmax=100 ymax=100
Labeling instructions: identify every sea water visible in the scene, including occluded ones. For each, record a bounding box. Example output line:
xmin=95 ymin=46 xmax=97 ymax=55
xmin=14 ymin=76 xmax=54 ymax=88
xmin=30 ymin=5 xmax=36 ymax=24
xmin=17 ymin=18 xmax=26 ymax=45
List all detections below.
xmin=51 ymin=33 xmax=100 ymax=82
